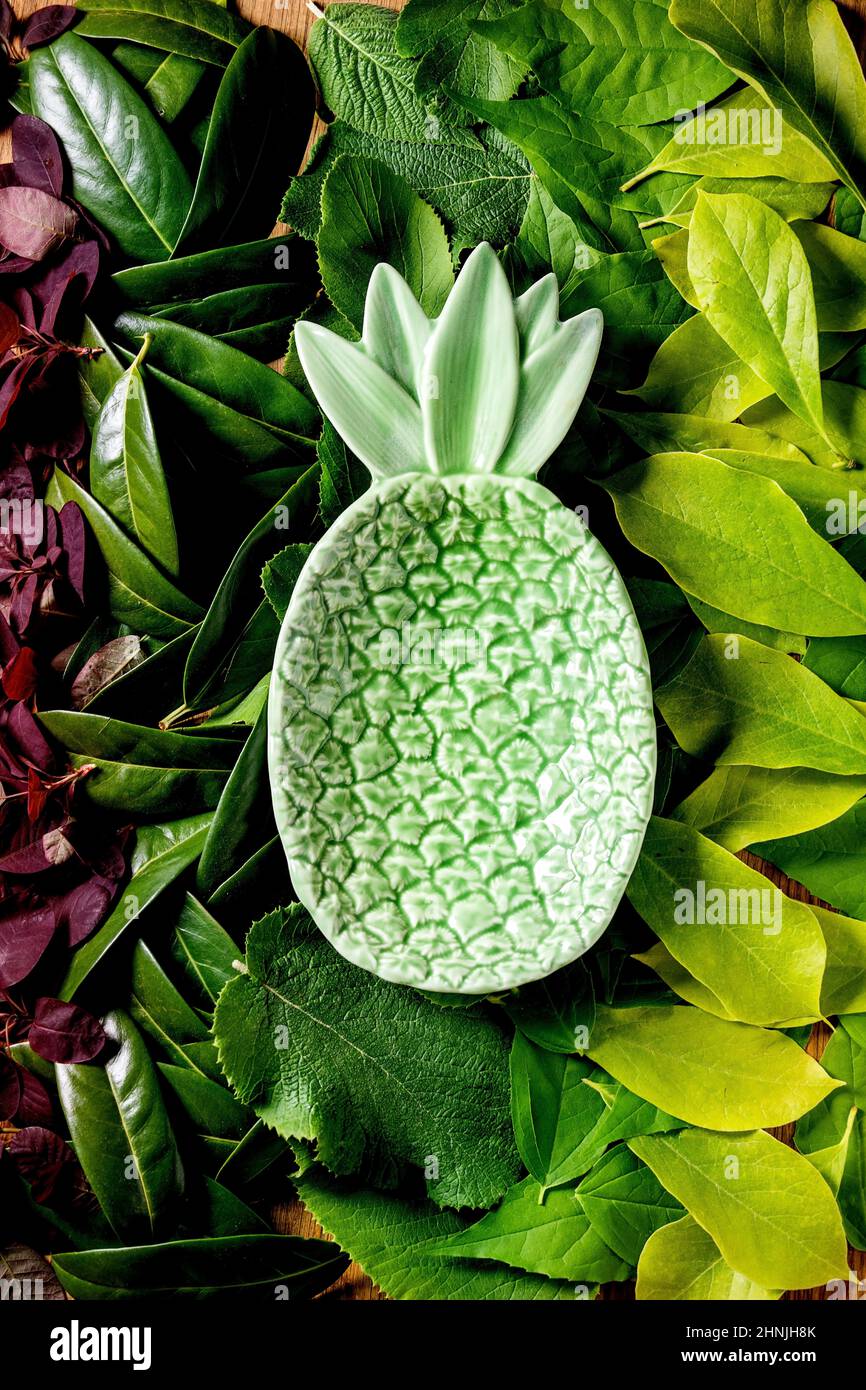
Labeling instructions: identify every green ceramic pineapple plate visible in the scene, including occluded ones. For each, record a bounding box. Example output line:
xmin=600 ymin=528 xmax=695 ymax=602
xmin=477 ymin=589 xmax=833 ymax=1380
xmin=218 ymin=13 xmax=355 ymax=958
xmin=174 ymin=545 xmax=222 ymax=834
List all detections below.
xmin=269 ymin=244 xmax=655 ymax=994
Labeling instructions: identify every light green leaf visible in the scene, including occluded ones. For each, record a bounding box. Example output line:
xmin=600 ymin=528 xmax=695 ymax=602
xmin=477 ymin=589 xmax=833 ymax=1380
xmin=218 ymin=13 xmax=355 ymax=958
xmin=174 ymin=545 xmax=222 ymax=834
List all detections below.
xmin=796 ymin=1021 xmax=866 ymax=1249
xmin=743 ymin=379 xmax=866 ymax=469
xmin=795 ymin=222 xmax=866 ymax=332
xmin=428 ymin=1174 xmax=629 ymax=1282
xmin=647 ymin=175 xmax=834 ymax=230
xmin=636 ymin=1215 xmax=780 ymax=1300
xmin=603 ymin=453 xmax=866 ymax=636
xmin=605 ymin=408 xmax=811 ymax=465
xmin=704 ymin=448 xmax=866 ymax=537
xmin=624 ymin=312 xmax=766 ymax=419
xmin=685 ymin=594 xmax=806 ymax=656
xmin=670 ymin=0 xmax=866 ymax=212
xmin=475 ymin=0 xmax=731 ymax=126
xmin=297 ymin=1170 xmax=578 ymax=1299
xmin=688 ymin=193 xmax=827 ymax=444
xmin=754 ymin=801 xmax=866 ymax=920
xmin=630 ymin=1128 xmax=848 ymax=1289
xmin=671 ymin=766 xmax=866 ymax=854
xmin=657 ymin=634 xmax=866 ymax=771
xmin=628 ymin=817 xmax=826 ymax=1026
xmin=318 ymin=156 xmax=452 ymax=332
xmin=623 ymin=88 xmax=836 ymax=188
xmin=214 ymin=909 xmax=520 ymax=1209
xmin=576 ymin=1143 xmax=683 ymax=1265
xmin=634 ymin=942 xmax=735 ymax=1019
xmin=585 ymin=1004 xmax=840 ymax=1130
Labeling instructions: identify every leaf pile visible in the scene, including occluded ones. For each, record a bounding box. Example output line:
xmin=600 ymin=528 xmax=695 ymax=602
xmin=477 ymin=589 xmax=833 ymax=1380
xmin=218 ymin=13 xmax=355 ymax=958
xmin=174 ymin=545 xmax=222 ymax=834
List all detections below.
xmin=3 ymin=0 xmax=866 ymax=1304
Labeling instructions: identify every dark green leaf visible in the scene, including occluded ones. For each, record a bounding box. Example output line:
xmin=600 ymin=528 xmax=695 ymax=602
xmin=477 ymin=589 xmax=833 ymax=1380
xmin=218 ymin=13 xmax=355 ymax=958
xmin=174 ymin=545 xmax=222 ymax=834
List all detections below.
xmin=56 ymin=1009 xmax=184 ymax=1241
xmin=30 ymin=34 xmax=193 ymax=262
xmin=158 ymin=1063 xmax=252 ymax=1139
xmin=195 ymin=701 xmax=274 ymax=899
xmin=173 ymin=27 xmax=315 ymax=256
xmin=76 ymin=0 xmax=250 ymax=65
xmin=169 ymin=893 xmax=239 ymax=1006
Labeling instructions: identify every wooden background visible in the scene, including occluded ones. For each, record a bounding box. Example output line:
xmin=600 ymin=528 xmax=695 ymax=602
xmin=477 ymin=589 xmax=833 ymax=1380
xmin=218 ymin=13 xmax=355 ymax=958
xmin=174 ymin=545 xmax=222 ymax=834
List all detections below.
xmin=7 ymin=0 xmax=866 ymax=1302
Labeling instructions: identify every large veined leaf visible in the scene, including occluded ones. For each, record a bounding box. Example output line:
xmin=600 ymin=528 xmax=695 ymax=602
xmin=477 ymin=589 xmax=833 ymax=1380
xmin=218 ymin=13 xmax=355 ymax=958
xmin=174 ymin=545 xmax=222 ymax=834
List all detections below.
xmin=630 ymin=1129 xmax=848 ymax=1289
xmin=603 ymin=453 xmax=866 ymax=636
xmin=397 ymin=0 xmax=525 ymax=106
xmin=688 ymin=193 xmax=829 ymax=445
xmin=427 ymin=1175 xmax=629 ymax=1283
xmin=636 ymin=1215 xmax=779 ymax=1300
xmin=629 ymin=817 xmax=825 ymax=1026
xmin=585 ymin=1005 xmax=840 ymax=1130
xmin=75 ymin=0 xmax=250 ymax=65
xmin=670 ymin=0 xmax=866 ymax=212
xmin=473 ymin=0 xmax=732 ymax=126
xmin=56 ymin=1010 xmax=183 ymax=1241
xmin=30 ymin=34 xmax=192 ymax=261
xmin=280 ymin=120 xmax=531 ymax=249
xmin=90 ymin=337 xmax=178 ymax=577
xmin=671 ymin=766 xmax=866 ymax=853
xmin=297 ymin=1170 xmax=578 ymax=1299
xmin=213 ymin=909 xmax=521 ymax=1209
xmin=317 ymin=155 xmax=453 ymax=331
xmin=656 ymin=634 xmax=866 ymax=772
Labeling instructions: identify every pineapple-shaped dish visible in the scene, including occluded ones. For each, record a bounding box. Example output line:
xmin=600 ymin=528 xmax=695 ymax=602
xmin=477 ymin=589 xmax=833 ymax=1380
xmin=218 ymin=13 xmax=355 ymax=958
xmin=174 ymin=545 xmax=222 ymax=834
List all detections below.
xmin=270 ymin=244 xmax=655 ymax=994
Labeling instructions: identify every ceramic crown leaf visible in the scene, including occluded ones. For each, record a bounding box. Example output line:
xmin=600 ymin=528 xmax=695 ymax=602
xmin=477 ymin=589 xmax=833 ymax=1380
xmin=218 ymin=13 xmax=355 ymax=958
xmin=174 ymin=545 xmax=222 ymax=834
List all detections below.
xmin=294 ymin=241 xmax=604 ymax=480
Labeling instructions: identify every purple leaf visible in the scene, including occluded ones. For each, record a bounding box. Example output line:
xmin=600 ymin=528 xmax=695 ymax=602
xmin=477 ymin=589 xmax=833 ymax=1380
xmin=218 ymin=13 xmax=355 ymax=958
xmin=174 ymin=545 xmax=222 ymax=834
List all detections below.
xmin=29 ymin=997 xmax=106 ymax=1063
xmin=15 ymin=1064 xmax=54 ymax=1125
xmin=0 ymin=0 xmax=14 ymax=41
xmin=0 ymin=1051 xmax=22 ymax=1120
xmin=20 ymin=5 xmax=77 ymax=48
xmin=0 ymin=300 xmax=18 ymax=354
xmin=0 ymin=186 xmax=79 ymax=261
xmin=11 ymin=116 xmax=63 ymax=198
xmin=7 ymin=1126 xmax=77 ymax=1203
xmin=0 ymin=902 xmax=56 ymax=987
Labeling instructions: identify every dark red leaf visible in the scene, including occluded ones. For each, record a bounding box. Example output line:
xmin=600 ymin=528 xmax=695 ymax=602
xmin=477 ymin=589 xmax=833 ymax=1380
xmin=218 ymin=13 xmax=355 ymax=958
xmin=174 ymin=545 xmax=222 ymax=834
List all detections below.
xmin=29 ymin=997 xmax=105 ymax=1063
xmin=11 ymin=115 xmax=63 ymax=198
xmin=1 ymin=643 xmax=38 ymax=700
xmin=14 ymin=1064 xmax=54 ymax=1125
xmin=20 ymin=5 xmax=77 ymax=47
xmin=0 ymin=0 xmax=14 ymax=41
xmin=0 ymin=1052 xmax=22 ymax=1120
xmin=0 ymin=300 xmax=18 ymax=353
xmin=0 ymin=186 xmax=78 ymax=261
xmin=0 ymin=903 xmax=56 ymax=987
xmin=7 ymin=1126 xmax=76 ymax=1203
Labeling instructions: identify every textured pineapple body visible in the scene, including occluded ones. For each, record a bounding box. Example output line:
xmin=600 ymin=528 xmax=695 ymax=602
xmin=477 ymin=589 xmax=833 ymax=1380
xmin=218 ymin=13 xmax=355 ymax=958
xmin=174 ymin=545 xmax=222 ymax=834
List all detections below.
xmin=269 ymin=472 xmax=655 ymax=994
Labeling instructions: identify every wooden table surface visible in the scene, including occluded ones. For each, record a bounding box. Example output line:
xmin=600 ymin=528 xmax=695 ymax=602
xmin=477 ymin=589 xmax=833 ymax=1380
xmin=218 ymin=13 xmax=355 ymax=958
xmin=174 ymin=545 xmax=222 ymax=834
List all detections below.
xmin=8 ymin=0 xmax=866 ymax=1303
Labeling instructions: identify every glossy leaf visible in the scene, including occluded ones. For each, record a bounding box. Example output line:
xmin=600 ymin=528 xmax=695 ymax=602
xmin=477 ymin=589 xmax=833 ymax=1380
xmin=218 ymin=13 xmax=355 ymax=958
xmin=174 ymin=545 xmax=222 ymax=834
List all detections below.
xmin=56 ymin=1009 xmax=184 ymax=1241
xmin=173 ymin=27 xmax=314 ymax=256
xmin=656 ymin=634 xmax=866 ymax=773
xmin=52 ymin=1232 xmax=346 ymax=1300
xmin=157 ymin=1064 xmax=251 ymax=1140
xmin=169 ymin=893 xmax=238 ymax=1006
xmin=113 ymin=313 xmax=318 ymax=464
xmin=46 ymin=469 xmax=202 ymax=639
xmin=586 ymin=1005 xmax=840 ymax=1130
xmin=195 ymin=701 xmax=273 ymax=899
xmin=604 ymin=453 xmax=866 ymax=636
xmin=510 ymin=1033 xmax=604 ymax=1192
xmin=78 ymin=317 xmax=125 ymax=431
xmin=754 ymin=802 xmax=866 ymax=921
xmin=76 ymin=0 xmax=249 ymax=65
xmin=113 ymin=234 xmax=312 ymax=306
xmin=30 ymin=34 xmax=192 ymax=261
xmin=90 ymin=336 xmax=178 ymax=576
xmin=630 ymin=1128 xmax=848 ymax=1289
xmin=59 ymin=815 xmax=211 ymax=1001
